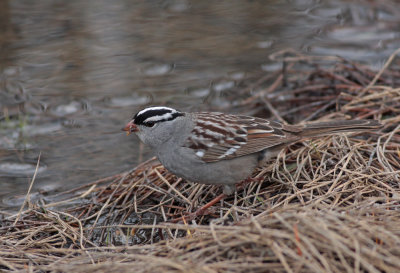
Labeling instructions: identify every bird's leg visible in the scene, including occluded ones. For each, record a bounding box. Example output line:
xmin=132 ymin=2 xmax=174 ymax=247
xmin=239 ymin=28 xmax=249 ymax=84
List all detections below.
xmin=187 ymin=183 xmax=240 ymax=218
xmin=170 ymin=177 xmax=266 ymax=222
xmin=170 ymin=193 xmax=226 ymax=223
xmin=193 ymin=193 xmax=226 ymax=216
xmin=236 ymin=175 xmax=264 ymax=191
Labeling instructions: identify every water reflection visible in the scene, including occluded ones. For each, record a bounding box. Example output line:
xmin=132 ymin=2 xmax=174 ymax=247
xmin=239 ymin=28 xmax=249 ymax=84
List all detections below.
xmin=0 ymin=0 xmax=398 ymax=209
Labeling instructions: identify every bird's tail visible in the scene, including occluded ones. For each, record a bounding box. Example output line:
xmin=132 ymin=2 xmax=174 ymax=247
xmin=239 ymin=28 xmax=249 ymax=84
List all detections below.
xmin=292 ymin=119 xmax=382 ymax=137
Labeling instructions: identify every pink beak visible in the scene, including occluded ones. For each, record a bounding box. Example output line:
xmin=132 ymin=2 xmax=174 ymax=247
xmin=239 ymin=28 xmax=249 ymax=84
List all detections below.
xmin=122 ymin=120 xmax=138 ymax=135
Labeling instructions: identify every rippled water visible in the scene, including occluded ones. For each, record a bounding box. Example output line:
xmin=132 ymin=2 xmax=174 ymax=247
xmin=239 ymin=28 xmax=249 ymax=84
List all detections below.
xmin=0 ymin=0 xmax=399 ymax=209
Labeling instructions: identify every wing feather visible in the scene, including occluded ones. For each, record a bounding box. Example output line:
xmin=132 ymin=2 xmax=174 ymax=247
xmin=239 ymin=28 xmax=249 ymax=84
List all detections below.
xmin=184 ymin=113 xmax=299 ymax=163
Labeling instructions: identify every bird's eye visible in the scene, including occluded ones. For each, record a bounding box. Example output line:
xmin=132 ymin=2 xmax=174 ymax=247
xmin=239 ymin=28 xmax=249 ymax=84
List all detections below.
xmin=145 ymin=122 xmax=155 ymax=127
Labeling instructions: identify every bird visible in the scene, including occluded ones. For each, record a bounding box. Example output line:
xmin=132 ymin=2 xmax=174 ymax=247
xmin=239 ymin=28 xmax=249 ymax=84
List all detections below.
xmin=123 ymin=106 xmax=382 ymax=195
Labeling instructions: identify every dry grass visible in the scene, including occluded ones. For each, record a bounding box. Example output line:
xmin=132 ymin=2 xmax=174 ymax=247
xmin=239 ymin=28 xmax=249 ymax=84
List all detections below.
xmin=1 ymin=50 xmax=400 ymax=272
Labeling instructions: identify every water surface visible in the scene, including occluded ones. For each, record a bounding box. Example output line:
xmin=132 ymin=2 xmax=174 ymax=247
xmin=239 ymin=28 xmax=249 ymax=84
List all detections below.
xmin=0 ymin=0 xmax=398 ymax=209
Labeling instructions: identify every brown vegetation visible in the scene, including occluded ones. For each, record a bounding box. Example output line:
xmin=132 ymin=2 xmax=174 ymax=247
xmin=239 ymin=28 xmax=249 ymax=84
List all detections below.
xmin=1 ymin=50 xmax=400 ymax=272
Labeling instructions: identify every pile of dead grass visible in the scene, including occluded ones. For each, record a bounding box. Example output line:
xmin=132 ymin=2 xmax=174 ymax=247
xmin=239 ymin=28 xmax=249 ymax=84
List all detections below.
xmin=1 ymin=49 xmax=399 ymax=272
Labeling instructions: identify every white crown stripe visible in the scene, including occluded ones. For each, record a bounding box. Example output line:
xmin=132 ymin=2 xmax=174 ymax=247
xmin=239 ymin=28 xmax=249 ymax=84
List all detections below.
xmin=137 ymin=106 xmax=177 ymax=117
xmin=144 ymin=112 xmax=176 ymax=123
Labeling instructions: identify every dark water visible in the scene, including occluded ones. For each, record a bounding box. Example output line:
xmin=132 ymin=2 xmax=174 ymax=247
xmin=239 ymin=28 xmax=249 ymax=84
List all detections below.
xmin=0 ymin=0 xmax=399 ymax=209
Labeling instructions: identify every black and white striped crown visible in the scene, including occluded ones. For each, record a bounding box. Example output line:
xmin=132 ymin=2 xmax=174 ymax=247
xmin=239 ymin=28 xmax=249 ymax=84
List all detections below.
xmin=133 ymin=106 xmax=184 ymax=126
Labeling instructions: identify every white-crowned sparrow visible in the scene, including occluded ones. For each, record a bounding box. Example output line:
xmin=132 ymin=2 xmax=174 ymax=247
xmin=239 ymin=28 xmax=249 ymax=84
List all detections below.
xmin=123 ymin=106 xmax=382 ymax=194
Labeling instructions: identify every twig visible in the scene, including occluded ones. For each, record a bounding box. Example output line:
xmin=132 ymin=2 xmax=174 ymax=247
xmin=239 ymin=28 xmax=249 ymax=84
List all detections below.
xmin=13 ymin=153 xmax=41 ymax=225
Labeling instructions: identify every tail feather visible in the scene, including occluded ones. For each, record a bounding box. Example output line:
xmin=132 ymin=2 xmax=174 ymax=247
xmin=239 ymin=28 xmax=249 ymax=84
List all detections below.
xmin=297 ymin=119 xmax=382 ymax=137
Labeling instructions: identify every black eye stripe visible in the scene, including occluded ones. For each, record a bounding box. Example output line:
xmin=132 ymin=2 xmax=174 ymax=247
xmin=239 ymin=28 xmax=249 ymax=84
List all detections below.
xmin=145 ymin=121 xmax=155 ymax=127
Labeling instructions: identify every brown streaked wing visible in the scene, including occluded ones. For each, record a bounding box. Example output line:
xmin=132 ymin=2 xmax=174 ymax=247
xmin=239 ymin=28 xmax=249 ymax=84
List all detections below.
xmin=184 ymin=113 xmax=299 ymax=163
